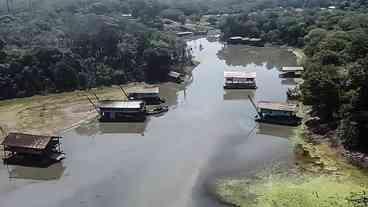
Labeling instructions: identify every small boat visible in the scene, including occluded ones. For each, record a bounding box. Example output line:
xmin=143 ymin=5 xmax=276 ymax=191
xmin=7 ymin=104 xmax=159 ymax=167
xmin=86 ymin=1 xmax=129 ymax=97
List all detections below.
xmin=146 ymin=105 xmax=169 ymax=115
xmin=126 ymin=87 xmax=166 ymax=105
xmin=279 ymin=67 xmax=303 ymax=78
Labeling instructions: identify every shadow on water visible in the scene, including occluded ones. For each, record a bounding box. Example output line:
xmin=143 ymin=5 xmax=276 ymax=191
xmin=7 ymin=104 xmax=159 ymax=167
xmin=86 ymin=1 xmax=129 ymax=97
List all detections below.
xmin=75 ymin=119 xmax=149 ymax=136
xmin=223 ymin=89 xmax=255 ymax=101
xmin=6 ymin=162 xmax=65 ymax=180
xmin=3 ymin=156 xmax=61 ymax=168
xmin=217 ymin=45 xmax=297 ymax=69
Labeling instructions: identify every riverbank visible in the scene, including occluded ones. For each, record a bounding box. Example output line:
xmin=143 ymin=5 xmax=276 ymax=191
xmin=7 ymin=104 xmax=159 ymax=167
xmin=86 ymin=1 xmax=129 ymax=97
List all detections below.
xmin=0 ymin=83 xmax=162 ymax=142
xmin=212 ymin=48 xmax=368 ymax=206
xmin=213 ymin=105 xmax=368 ymax=207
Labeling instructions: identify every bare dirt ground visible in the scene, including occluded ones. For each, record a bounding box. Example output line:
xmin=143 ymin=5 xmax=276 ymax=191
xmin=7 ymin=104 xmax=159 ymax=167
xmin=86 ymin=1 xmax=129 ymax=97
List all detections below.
xmin=0 ymin=83 xmax=154 ymax=142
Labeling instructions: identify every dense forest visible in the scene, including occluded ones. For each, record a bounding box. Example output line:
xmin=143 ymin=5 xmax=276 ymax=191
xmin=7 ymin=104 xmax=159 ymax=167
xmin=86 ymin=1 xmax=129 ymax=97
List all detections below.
xmin=220 ymin=0 xmax=368 ymax=153
xmin=0 ymin=0 xmax=194 ymax=100
xmin=2 ymin=0 xmax=368 ymax=153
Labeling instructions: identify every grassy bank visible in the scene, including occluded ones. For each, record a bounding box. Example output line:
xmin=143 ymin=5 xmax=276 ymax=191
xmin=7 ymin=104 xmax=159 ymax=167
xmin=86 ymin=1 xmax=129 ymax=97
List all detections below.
xmin=215 ymin=175 xmax=368 ymax=207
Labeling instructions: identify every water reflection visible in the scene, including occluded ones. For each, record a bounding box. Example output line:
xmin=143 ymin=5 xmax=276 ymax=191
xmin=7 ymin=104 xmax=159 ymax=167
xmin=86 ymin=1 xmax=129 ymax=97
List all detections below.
xmin=159 ymin=82 xmax=187 ymax=108
xmin=223 ymin=89 xmax=255 ymax=101
xmin=7 ymin=162 xmax=65 ymax=180
xmin=98 ymin=121 xmax=148 ymax=135
xmin=217 ymin=45 xmax=297 ymax=69
xmin=281 ymin=78 xmax=297 ymax=85
xmin=256 ymin=123 xmax=296 ymax=138
xmin=75 ymin=119 xmax=148 ymax=136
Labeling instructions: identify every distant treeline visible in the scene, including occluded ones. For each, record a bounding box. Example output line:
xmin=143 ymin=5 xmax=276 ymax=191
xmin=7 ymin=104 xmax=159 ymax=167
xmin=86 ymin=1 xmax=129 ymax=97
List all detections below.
xmin=219 ymin=2 xmax=368 ymax=152
xmin=0 ymin=0 xmax=192 ymax=100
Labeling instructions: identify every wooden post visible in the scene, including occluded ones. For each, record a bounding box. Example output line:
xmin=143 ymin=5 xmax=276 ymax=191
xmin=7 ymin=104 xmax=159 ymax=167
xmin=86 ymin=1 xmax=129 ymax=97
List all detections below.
xmin=119 ymin=85 xmax=129 ymax=100
xmin=248 ymin=95 xmax=261 ymax=117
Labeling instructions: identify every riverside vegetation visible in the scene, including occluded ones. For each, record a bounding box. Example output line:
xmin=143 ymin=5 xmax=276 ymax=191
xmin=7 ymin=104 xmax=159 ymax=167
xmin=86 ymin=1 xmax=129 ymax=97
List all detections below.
xmin=215 ymin=0 xmax=368 ymax=206
xmin=2 ymin=0 xmax=368 ymax=206
xmin=0 ymin=0 xmax=196 ymax=100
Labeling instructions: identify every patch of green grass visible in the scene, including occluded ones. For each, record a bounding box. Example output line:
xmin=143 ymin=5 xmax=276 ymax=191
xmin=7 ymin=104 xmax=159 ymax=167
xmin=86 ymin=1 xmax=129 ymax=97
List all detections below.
xmin=215 ymin=176 xmax=367 ymax=207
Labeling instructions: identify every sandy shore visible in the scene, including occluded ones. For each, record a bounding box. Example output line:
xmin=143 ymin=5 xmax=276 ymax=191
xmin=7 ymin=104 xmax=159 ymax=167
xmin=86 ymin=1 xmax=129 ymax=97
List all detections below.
xmin=0 ymin=83 xmax=157 ymax=142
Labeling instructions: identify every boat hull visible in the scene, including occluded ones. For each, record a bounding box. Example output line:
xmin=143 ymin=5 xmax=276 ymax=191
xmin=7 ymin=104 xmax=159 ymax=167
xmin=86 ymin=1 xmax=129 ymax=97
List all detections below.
xmin=255 ymin=116 xmax=302 ymax=126
xmin=224 ymin=84 xmax=257 ymax=89
xmin=99 ymin=113 xmax=146 ymax=122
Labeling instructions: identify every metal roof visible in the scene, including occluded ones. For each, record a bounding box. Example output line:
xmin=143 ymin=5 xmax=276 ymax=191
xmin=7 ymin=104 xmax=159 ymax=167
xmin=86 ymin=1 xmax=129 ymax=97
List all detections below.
xmin=1 ymin=133 xmax=56 ymax=150
xmin=176 ymin=32 xmax=193 ymax=35
xmin=224 ymin=71 xmax=256 ymax=79
xmin=281 ymin=67 xmax=304 ymax=72
xmin=258 ymin=101 xmax=298 ymax=112
xmin=98 ymin=100 xmax=144 ymax=109
xmin=127 ymin=87 xmax=159 ymax=94
xmin=229 ymin=36 xmax=244 ymax=40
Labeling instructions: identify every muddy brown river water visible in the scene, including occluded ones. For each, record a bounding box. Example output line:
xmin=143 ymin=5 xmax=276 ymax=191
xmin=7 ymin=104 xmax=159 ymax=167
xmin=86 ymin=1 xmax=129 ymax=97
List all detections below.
xmin=0 ymin=38 xmax=299 ymax=207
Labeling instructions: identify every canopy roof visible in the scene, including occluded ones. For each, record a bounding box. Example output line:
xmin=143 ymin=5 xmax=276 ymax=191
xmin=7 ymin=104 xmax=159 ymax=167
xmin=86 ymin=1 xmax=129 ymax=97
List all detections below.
xmin=258 ymin=101 xmax=298 ymax=112
xmin=1 ymin=133 xmax=57 ymax=150
xmin=224 ymin=71 xmax=256 ymax=79
xmin=99 ymin=100 xmax=144 ymax=109
xmin=281 ymin=67 xmax=304 ymax=72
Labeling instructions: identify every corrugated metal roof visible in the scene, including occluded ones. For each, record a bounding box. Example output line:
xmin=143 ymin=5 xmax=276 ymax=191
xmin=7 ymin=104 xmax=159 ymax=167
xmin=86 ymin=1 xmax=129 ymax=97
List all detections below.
xmin=281 ymin=67 xmax=304 ymax=72
xmin=1 ymin=133 xmax=55 ymax=150
xmin=127 ymin=87 xmax=159 ymax=94
xmin=99 ymin=100 xmax=144 ymax=109
xmin=224 ymin=71 xmax=256 ymax=79
xmin=258 ymin=101 xmax=298 ymax=112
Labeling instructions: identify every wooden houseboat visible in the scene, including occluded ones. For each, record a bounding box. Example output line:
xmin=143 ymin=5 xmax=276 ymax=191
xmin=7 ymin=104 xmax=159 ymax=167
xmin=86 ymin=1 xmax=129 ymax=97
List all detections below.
xmin=1 ymin=133 xmax=65 ymax=164
xmin=224 ymin=71 xmax=257 ymax=89
xmin=279 ymin=67 xmax=304 ymax=78
xmin=251 ymin=100 xmax=301 ymax=126
xmin=249 ymin=97 xmax=302 ymax=126
xmin=127 ymin=87 xmax=165 ymax=105
xmin=98 ymin=100 xmax=146 ymax=122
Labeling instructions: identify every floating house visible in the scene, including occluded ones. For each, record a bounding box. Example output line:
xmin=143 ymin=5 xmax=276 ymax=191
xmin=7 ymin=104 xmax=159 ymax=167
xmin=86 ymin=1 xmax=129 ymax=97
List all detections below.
xmin=280 ymin=67 xmax=304 ymax=78
xmin=127 ymin=87 xmax=165 ymax=105
xmin=1 ymin=133 xmax=65 ymax=163
xmin=98 ymin=100 xmax=146 ymax=122
xmin=255 ymin=101 xmax=301 ymax=126
xmin=176 ymin=32 xmax=193 ymax=37
xmin=224 ymin=71 xmax=257 ymax=89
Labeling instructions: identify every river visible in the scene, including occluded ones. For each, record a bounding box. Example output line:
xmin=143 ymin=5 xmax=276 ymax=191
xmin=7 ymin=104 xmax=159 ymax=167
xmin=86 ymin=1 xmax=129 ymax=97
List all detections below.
xmin=0 ymin=38 xmax=299 ymax=207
